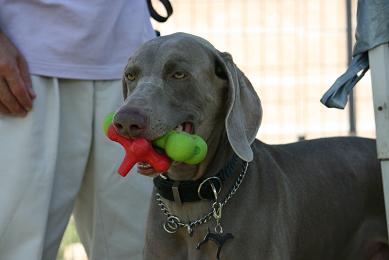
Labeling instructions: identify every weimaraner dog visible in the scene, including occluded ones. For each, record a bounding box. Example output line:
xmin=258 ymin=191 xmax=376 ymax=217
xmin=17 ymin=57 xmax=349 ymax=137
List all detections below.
xmin=113 ymin=33 xmax=389 ymax=259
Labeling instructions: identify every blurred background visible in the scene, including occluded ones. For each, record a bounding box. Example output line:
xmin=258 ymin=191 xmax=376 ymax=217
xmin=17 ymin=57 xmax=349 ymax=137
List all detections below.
xmin=58 ymin=0 xmax=375 ymax=259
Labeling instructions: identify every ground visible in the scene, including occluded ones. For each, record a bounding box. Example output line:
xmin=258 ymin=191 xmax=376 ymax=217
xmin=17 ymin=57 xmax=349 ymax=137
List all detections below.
xmin=57 ymin=217 xmax=87 ymax=260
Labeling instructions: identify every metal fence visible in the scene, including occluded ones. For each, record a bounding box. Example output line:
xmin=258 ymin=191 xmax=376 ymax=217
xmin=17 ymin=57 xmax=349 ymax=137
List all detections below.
xmin=152 ymin=0 xmax=375 ymax=144
xmin=60 ymin=1 xmax=377 ymax=259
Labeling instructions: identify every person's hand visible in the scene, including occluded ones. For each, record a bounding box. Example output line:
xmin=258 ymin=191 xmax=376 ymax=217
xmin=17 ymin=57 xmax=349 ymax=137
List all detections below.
xmin=0 ymin=31 xmax=36 ymax=117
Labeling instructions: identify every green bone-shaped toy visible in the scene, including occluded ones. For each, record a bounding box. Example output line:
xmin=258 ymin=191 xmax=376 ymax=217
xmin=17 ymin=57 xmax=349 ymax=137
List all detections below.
xmin=153 ymin=131 xmax=208 ymax=164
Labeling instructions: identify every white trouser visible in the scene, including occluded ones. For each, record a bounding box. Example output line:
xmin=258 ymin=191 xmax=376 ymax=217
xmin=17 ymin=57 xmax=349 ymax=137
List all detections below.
xmin=0 ymin=76 xmax=152 ymax=260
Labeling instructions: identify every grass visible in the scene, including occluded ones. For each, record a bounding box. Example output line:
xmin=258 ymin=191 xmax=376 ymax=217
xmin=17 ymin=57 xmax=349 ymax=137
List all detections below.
xmin=57 ymin=217 xmax=83 ymax=260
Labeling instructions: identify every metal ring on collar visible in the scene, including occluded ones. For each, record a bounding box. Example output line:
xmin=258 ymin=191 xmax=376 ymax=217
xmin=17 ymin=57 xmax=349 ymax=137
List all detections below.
xmin=198 ymin=176 xmax=222 ymax=201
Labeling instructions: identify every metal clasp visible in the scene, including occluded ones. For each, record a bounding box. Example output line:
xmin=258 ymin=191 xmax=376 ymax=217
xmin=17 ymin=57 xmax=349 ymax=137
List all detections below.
xmin=212 ymin=202 xmax=223 ymax=234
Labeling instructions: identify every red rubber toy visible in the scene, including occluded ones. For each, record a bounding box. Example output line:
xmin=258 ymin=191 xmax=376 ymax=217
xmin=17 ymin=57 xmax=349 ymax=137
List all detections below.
xmin=106 ymin=124 xmax=171 ymax=176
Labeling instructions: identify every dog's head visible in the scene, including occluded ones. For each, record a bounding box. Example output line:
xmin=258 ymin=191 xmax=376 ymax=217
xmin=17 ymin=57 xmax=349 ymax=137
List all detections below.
xmin=114 ymin=33 xmax=262 ymax=180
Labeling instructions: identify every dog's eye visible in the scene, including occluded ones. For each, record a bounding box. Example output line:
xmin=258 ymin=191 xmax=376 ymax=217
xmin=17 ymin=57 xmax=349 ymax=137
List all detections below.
xmin=126 ymin=73 xmax=136 ymax=81
xmin=172 ymin=71 xmax=187 ymax=79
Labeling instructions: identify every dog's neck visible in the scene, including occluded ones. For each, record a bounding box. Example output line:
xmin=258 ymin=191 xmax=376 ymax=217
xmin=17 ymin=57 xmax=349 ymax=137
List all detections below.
xmin=153 ymin=132 xmax=245 ymax=241
xmin=166 ymin=127 xmax=233 ymax=181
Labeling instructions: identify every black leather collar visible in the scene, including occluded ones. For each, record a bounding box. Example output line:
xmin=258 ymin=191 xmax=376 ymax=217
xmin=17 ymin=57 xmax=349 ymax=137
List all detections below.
xmin=153 ymin=155 xmax=239 ymax=204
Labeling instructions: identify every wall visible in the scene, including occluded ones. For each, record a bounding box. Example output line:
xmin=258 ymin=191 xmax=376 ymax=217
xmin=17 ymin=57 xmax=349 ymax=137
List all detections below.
xmin=151 ymin=0 xmax=375 ymax=144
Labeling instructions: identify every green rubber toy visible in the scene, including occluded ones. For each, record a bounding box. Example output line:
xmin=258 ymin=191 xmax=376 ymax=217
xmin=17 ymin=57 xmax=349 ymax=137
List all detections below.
xmin=153 ymin=131 xmax=208 ymax=165
xmin=103 ymin=112 xmax=207 ymax=165
xmin=103 ymin=112 xmax=115 ymax=135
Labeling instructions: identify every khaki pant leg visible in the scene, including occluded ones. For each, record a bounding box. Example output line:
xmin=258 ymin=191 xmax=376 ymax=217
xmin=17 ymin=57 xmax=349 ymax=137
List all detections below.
xmin=42 ymin=78 xmax=95 ymax=260
xmin=0 ymin=76 xmax=61 ymax=260
xmin=73 ymin=80 xmax=153 ymax=260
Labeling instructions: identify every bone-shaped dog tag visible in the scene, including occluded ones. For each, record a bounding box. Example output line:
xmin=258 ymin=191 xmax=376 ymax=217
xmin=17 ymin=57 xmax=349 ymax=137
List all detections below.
xmin=196 ymin=228 xmax=233 ymax=260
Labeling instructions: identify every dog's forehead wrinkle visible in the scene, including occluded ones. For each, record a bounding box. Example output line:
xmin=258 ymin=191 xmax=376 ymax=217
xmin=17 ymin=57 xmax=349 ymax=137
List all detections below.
xmin=157 ymin=38 xmax=210 ymax=61
xmin=131 ymin=39 xmax=213 ymax=79
xmin=130 ymin=41 xmax=167 ymax=73
xmin=138 ymin=76 xmax=164 ymax=87
xmin=156 ymin=54 xmax=210 ymax=76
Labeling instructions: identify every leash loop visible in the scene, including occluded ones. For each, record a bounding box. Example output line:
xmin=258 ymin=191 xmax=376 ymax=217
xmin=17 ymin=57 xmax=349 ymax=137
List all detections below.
xmin=198 ymin=176 xmax=222 ymax=201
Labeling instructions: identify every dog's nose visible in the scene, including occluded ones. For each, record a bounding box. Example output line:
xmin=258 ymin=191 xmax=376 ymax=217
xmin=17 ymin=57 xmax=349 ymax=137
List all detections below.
xmin=113 ymin=108 xmax=148 ymax=138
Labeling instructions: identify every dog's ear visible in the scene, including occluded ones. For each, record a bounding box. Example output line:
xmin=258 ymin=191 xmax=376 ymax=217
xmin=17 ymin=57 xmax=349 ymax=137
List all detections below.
xmin=215 ymin=51 xmax=262 ymax=162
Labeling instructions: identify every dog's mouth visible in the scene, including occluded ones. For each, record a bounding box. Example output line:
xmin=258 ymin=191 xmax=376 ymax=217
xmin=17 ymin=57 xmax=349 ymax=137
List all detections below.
xmin=174 ymin=121 xmax=194 ymax=134
xmin=137 ymin=122 xmax=194 ymax=176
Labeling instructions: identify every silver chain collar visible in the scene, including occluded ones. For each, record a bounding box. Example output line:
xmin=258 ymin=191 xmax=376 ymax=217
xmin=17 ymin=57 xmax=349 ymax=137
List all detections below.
xmin=155 ymin=161 xmax=249 ymax=235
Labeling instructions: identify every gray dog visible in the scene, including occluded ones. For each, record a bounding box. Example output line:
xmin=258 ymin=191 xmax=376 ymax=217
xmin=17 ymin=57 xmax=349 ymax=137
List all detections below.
xmin=113 ymin=33 xmax=388 ymax=260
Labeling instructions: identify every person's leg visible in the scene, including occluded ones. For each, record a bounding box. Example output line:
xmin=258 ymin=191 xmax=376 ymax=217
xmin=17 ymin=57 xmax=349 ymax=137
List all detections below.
xmin=73 ymin=80 xmax=153 ymax=260
xmin=42 ymin=79 xmax=95 ymax=260
xmin=0 ymin=76 xmax=61 ymax=260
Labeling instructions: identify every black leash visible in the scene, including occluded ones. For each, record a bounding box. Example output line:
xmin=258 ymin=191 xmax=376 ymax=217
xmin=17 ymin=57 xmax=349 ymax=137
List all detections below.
xmin=146 ymin=0 xmax=173 ymax=23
